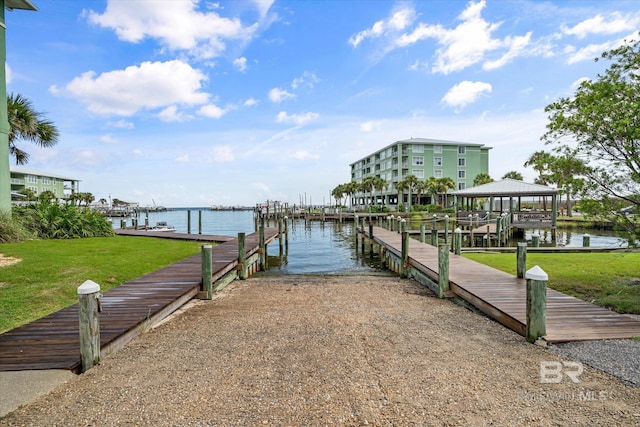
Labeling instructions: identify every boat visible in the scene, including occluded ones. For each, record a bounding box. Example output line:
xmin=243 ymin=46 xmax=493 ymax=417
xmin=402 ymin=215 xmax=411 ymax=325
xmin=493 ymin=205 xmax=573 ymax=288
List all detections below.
xmin=148 ymin=221 xmax=176 ymax=232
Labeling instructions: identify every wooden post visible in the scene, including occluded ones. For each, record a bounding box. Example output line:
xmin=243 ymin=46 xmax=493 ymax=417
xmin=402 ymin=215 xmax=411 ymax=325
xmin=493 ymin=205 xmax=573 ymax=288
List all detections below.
xmin=198 ymin=210 xmax=202 ymax=235
xmin=401 ymin=229 xmax=409 ymax=278
xmin=201 ymin=244 xmax=213 ymax=299
xmin=517 ymin=242 xmax=527 ymax=279
xmin=369 ymin=222 xmax=374 ymax=256
xmin=431 ymin=215 xmax=438 ymax=246
xmin=387 ymin=215 xmax=393 ymax=231
xmin=582 ymin=234 xmax=590 ymax=247
xmin=187 ymin=210 xmax=192 ymax=234
xmin=238 ymin=233 xmax=247 ymax=280
xmin=145 ymin=211 xmax=149 ymax=228
xmin=120 ymin=219 xmax=125 ymax=229
xmin=486 ymin=225 xmax=491 ymax=248
xmin=284 ymin=216 xmax=289 ymax=246
xmin=259 ymin=215 xmax=266 ymax=271
xmin=438 ymin=244 xmax=449 ymax=299
xmin=444 ymin=215 xmax=449 ymax=245
xmin=532 ymin=233 xmax=540 ymax=248
xmin=420 ymin=224 xmax=426 ymax=243
xmin=496 ymin=216 xmax=502 ymax=246
xmin=454 ymin=228 xmax=462 ymax=255
xmin=78 ymin=280 xmax=101 ymax=373
xmin=526 ymin=265 xmax=548 ymax=343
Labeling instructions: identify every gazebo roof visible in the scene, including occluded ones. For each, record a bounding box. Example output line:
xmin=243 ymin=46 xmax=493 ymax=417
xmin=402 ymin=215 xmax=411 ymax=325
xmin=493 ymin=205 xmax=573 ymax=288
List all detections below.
xmin=452 ymin=179 xmax=557 ymax=197
xmin=5 ymin=0 xmax=38 ymax=11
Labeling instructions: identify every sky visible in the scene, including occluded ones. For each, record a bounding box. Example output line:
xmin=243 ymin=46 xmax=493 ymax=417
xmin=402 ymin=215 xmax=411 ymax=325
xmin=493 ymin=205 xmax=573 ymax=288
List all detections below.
xmin=5 ymin=0 xmax=640 ymax=208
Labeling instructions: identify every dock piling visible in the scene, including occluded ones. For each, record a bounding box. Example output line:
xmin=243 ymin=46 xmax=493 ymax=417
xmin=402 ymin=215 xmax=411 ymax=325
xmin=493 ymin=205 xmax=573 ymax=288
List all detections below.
xmin=78 ymin=280 xmax=101 ymax=373
xmin=525 ymin=265 xmax=548 ymax=343
xmin=201 ymin=244 xmax=213 ymax=299
xmin=517 ymin=242 xmax=527 ymax=279
xmin=238 ymin=233 xmax=247 ymax=280
xmin=438 ymin=244 xmax=450 ymax=299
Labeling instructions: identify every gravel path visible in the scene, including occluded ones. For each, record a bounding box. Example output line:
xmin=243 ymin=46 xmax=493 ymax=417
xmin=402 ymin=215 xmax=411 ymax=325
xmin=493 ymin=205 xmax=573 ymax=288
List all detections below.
xmin=1 ymin=274 xmax=639 ymax=426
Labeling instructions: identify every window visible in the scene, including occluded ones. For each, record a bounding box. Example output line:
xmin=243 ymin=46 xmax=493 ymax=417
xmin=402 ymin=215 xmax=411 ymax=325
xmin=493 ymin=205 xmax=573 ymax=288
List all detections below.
xmin=434 ymin=170 xmax=443 ymax=178
xmin=27 ymin=175 xmax=38 ymax=183
xmin=413 ymin=169 xmax=424 ymax=178
xmin=434 ymin=157 xmax=443 ymax=166
xmin=413 ymin=144 xmax=424 ymax=153
xmin=412 ymin=156 xmax=424 ymax=166
xmin=434 ymin=145 xmax=442 ymax=154
xmin=458 ymin=170 xmax=466 ymax=179
xmin=458 ymin=145 xmax=466 ymax=154
xmin=458 ymin=182 xmax=466 ymax=190
xmin=28 ymin=186 xmax=38 ymax=192
xmin=458 ymin=158 xmax=466 ymax=167
xmin=42 ymin=177 xmax=51 ymax=184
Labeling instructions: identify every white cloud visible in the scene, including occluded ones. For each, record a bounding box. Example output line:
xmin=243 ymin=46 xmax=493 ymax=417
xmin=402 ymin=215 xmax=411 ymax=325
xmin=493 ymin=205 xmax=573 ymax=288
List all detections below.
xmin=565 ymin=33 xmax=636 ymax=64
xmin=269 ymin=87 xmax=295 ymax=103
xmin=244 ymin=98 xmax=259 ymax=107
xmin=360 ymin=120 xmax=382 ymax=132
xmin=291 ymin=71 xmax=320 ymax=89
xmin=349 ymin=5 xmax=416 ymax=47
xmin=107 ymin=119 xmax=134 ymax=129
xmin=175 ymin=154 xmax=189 ymax=163
xmin=441 ymin=81 xmax=492 ymax=109
xmin=407 ymin=60 xmax=429 ymax=72
xmin=53 ymin=60 xmax=210 ymax=116
xmin=158 ymin=105 xmax=189 ymax=122
xmin=197 ymin=104 xmax=227 ymax=119
xmin=100 ymin=134 xmax=118 ymax=144
xmin=561 ymin=12 xmax=639 ymax=39
xmin=276 ymin=111 xmax=319 ymax=126
xmin=483 ymin=33 xmax=532 ymax=70
xmin=233 ymin=57 xmax=248 ymax=72
xmin=85 ymin=0 xmax=263 ymax=60
xmin=209 ymin=145 xmax=234 ymax=163
xmin=290 ymin=150 xmax=319 ymax=160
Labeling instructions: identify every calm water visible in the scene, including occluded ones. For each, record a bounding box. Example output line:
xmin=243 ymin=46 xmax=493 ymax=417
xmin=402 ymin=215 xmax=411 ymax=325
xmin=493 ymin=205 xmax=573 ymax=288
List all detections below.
xmin=114 ymin=209 xmax=381 ymax=274
xmin=113 ymin=209 xmax=628 ymax=274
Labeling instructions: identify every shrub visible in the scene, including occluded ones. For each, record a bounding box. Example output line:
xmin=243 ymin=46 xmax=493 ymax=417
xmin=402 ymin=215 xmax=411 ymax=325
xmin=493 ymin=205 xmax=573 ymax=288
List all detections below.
xmin=14 ymin=201 xmax=115 ymax=239
xmin=0 ymin=211 xmax=33 ymax=243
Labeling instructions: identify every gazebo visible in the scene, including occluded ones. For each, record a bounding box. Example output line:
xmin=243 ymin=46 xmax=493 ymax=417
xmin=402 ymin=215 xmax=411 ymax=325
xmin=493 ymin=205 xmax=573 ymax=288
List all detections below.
xmin=452 ymin=179 xmax=559 ymax=231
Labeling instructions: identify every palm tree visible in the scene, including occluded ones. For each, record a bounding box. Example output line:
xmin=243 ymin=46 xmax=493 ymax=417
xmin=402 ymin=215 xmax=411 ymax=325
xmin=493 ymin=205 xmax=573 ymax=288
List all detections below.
xmin=524 ymin=150 xmax=554 ymax=185
xmin=372 ymin=176 xmax=388 ymax=206
xmin=8 ymin=93 xmax=59 ymax=165
xmin=434 ymin=177 xmax=456 ymax=207
xmin=473 ymin=173 xmax=493 ymax=187
xmin=502 ymin=171 xmax=523 ymax=180
xmin=397 ymin=174 xmax=419 ymax=211
xmin=361 ymin=176 xmax=375 ymax=206
xmin=415 ymin=180 xmax=432 ymax=206
xmin=344 ymin=181 xmax=360 ymax=208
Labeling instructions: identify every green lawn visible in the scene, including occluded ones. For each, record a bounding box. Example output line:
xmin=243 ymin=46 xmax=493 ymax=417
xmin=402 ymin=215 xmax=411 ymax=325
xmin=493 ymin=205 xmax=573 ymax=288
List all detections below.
xmin=463 ymin=251 xmax=640 ymax=315
xmin=0 ymin=236 xmax=204 ymax=333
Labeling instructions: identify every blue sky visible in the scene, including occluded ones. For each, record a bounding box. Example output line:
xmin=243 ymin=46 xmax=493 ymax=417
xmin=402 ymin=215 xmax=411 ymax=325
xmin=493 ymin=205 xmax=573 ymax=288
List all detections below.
xmin=6 ymin=0 xmax=640 ymax=207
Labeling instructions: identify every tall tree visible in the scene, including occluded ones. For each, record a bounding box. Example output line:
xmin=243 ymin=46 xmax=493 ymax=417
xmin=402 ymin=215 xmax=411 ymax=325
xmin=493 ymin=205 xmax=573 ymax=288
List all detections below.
xmin=524 ymin=150 xmax=554 ymax=185
xmin=473 ymin=173 xmax=493 ymax=187
xmin=397 ymin=174 xmax=418 ymax=211
xmin=542 ymin=36 xmax=640 ymax=240
xmin=434 ymin=177 xmax=456 ymax=207
xmin=8 ymin=93 xmax=59 ymax=165
xmin=331 ymin=183 xmax=346 ymax=207
xmin=502 ymin=171 xmax=523 ymax=180
xmin=372 ymin=176 xmax=388 ymax=206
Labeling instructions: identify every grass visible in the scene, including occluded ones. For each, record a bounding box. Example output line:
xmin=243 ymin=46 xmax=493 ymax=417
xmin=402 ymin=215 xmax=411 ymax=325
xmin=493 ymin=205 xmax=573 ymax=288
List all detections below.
xmin=0 ymin=236 xmax=205 ymax=333
xmin=463 ymin=251 xmax=640 ymax=315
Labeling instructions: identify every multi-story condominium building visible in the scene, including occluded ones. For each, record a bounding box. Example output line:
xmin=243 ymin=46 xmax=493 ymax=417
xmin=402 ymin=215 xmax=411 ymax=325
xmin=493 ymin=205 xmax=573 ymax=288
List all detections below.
xmin=349 ymin=137 xmax=491 ymax=207
xmin=10 ymin=166 xmax=80 ymax=200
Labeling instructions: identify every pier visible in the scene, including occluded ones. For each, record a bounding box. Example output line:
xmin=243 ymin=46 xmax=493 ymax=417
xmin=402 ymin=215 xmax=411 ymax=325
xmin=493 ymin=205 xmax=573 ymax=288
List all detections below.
xmin=0 ymin=228 xmax=281 ymax=372
xmin=360 ymin=226 xmax=640 ymax=342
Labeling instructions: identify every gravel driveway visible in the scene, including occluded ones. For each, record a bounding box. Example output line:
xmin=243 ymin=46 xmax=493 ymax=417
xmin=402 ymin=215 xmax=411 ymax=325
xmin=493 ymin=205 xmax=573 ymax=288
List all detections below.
xmin=1 ymin=274 xmax=638 ymax=426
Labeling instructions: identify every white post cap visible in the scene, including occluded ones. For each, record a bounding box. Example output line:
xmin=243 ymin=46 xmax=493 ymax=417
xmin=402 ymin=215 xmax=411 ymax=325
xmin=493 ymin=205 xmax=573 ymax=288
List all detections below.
xmin=78 ymin=280 xmax=100 ymax=295
xmin=525 ymin=265 xmax=548 ymax=281
xmin=454 ymin=228 xmax=462 ymax=233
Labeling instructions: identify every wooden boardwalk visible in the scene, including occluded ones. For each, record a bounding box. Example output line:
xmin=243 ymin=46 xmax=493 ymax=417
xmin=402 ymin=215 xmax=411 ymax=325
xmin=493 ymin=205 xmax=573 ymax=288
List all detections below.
xmin=368 ymin=226 xmax=640 ymax=342
xmin=0 ymin=228 xmax=280 ymax=372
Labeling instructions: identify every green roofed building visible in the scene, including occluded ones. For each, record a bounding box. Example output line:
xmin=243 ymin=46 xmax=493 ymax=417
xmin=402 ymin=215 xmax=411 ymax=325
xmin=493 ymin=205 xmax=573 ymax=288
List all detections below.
xmin=10 ymin=166 xmax=79 ymax=200
xmin=349 ymin=137 xmax=491 ymax=208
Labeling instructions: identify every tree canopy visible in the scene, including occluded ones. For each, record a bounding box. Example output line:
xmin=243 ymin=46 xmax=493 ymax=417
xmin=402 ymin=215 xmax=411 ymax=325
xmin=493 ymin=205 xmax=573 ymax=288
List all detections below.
xmin=542 ymin=35 xmax=640 ymax=240
xmin=8 ymin=93 xmax=59 ymax=165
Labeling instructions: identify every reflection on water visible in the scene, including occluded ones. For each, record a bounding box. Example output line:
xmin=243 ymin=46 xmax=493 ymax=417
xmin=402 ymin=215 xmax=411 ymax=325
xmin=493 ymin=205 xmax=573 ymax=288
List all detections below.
xmin=114 ymin=209 xmax=629 ymax=274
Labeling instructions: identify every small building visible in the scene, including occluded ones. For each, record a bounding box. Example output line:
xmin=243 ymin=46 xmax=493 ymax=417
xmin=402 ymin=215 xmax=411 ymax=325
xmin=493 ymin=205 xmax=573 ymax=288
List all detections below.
xmin=10 ymin=166 xmax=80 ymax=200
xmin=452 ymin=179 xmax=559 ymax=230
xmin=349 ymin=137 xmax=491 ymax=207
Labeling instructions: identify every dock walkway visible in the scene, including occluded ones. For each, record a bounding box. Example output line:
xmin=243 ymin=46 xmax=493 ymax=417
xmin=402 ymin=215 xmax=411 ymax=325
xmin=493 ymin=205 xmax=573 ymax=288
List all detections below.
xmin=0 ymin=228 xmax=279 ymax=372
xmin=368 ymin=226 xmax=640 ymax=342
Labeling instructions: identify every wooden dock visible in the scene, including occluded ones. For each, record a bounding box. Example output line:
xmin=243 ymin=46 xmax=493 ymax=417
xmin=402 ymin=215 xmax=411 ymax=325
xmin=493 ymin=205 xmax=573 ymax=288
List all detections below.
xmin=366 ymin=226 xmax=640 ymax=342
xmin=0 ymin=228 xmax=280 ymax=372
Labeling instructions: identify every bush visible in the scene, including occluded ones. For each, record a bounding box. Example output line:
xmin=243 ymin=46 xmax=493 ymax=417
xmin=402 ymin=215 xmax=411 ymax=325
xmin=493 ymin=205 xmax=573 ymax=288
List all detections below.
xmin=14 ymin=201 xmax=115 ymax=239
xmin=0 ymin=211 xmax=33 ymax=243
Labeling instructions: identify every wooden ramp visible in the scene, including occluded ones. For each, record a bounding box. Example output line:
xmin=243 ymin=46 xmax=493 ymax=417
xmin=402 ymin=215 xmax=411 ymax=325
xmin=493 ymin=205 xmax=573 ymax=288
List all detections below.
xmin=0 ymin=229 xmax=279 ymax=372
xmin=369 ymin=226 xmax=640 ymax=342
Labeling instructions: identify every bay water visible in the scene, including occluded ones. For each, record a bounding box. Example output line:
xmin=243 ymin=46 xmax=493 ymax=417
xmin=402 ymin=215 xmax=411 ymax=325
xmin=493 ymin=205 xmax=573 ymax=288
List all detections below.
xmin=115 ymin=209 xmax=628 ymax=274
